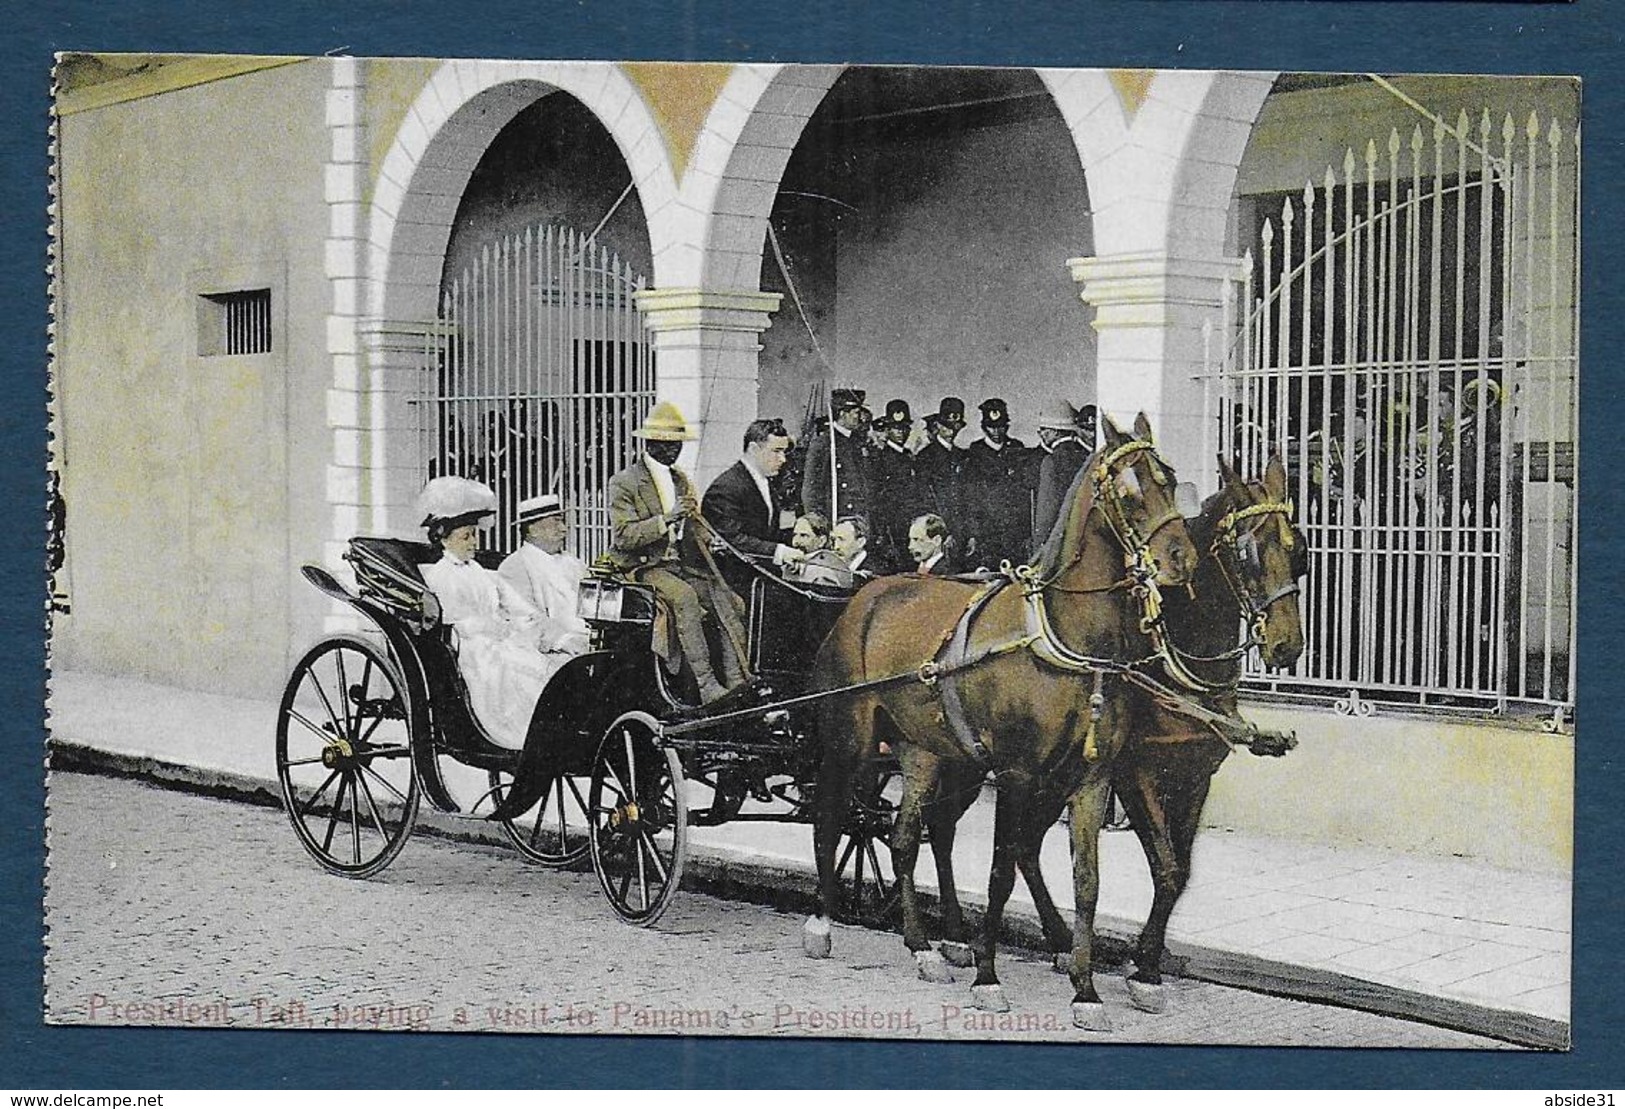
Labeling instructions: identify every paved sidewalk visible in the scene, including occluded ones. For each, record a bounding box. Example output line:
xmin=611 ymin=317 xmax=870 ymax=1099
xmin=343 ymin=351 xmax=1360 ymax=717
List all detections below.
xmin=45 ymin=669 xmax=1571 ymax=1048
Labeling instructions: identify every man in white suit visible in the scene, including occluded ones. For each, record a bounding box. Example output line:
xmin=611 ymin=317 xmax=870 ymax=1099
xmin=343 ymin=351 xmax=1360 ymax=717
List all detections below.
xmin=498 ymin=493 xmax=592 ymax=658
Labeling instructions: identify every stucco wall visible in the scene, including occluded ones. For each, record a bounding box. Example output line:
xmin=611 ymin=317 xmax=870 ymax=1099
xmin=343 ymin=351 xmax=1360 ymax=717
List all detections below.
xmin=55 ymin=60 xmax=333 ymax=699
xmin=1210 ymin=701 xmax=1572 ymax=874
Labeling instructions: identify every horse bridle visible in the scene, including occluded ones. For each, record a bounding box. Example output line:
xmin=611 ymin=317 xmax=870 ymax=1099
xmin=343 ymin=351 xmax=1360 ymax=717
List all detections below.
xmin=1211 ymin=496 xmax=1301 ymax=641
xmin=1091 ymin=439 xmax=1188 ymax=575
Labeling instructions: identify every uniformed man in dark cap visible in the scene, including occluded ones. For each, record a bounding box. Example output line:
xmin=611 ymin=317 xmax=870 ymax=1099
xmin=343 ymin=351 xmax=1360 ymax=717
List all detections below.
xmin=914 ymin=397 xmax=969 ymax=542
xmin=867 ymin=398 xmax=919 ymax=572
xmin=963 ymin=397 xmax=1033 ymax=570
xmin=800 ymin=387 xmax=872 ymax=525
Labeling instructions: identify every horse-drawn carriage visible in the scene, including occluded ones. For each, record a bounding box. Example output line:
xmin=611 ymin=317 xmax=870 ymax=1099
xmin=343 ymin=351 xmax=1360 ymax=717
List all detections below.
xmin=277 ymin=416 xmax=1307 ymax=1031
xmin=278 ymin=534 xmax=898 ymax=925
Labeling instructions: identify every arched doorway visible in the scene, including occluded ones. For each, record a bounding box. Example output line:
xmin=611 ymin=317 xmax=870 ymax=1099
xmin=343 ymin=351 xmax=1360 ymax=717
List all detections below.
xmin=365 ymin=61 xmax=678 ymax=550
xmin=427 ymin=94 xmax=654 ymax=555
xmin=756 ymin=67 xmax=1095 ymax=449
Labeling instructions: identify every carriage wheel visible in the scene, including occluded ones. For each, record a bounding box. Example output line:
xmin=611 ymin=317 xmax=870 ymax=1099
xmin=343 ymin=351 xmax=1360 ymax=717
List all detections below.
xmin=588 ymin=711 xmax=687 ymax=925
xmin=488 ymin=768 xmax=592 ymax=867
xmin=276 ymin=636 xmax=419 ymax=878
xmin=833 ymin=762 xmax=901 ymax=928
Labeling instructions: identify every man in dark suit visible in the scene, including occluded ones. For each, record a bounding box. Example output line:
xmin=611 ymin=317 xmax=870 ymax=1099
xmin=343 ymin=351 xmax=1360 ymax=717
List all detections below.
xmin=867 ymin=398 xmax=919 ymax=572
xmin=801 ymin=387 xmax=872 ymax=525
xmin=702 ymin=418 xmax=807 ymax=601
xmin=963 ymin=397 xmax=1034 ymax=570
xmin=604 ymin=402 xmax=750 ymax=704
xmin=914 ymin=397 xmax=968 ymax=542
xmin=1031 ymin=400 xmax=1098 ymax=554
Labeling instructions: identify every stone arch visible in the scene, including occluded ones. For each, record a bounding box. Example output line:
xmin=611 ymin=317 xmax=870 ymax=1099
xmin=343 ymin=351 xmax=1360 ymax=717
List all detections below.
xmin=676 ymin=63 xmax=846 ymax=291
xmin=1037 ymin=68 xmax=1275 ymax=257
xmin=1035 ymin=68 xmax=1135 ymax=252
xmin=368 ymin=60 xmax=681 ymax=324
xmin=1155 ymin=70 xmax=1277 ymax=256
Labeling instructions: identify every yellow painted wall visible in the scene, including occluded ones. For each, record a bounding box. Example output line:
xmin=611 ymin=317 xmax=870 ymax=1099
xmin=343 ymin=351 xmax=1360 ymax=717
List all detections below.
xmin=621 ymin=62 xmax=732 ymax=182
xmin=358 ymin=60 xmax=731 ymax=196
xmin=364 ymin=58 xmax=440 ymax=189
xmin=1108 ymin=69 xmax=1154 ymax=121
xmin=1206 ymin=702 xmax=1573 ymax=873
xmin=54 ymin=61 xmax=333 ymax=698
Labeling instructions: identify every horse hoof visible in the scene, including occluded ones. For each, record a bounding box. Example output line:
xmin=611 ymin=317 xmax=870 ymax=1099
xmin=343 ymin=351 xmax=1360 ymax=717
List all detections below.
xmin=938 ymin=941 xmax=976 ymax=968
xmin=1071 ymin=1001 xmax=1112 ymax=1032
xmin=1127 ymin=978 xmax=1167 ymax=1014
xmin=1052 ymin=953 xmax=1071 ymax=975
xmin=915 ymin=948 xmax=954 ymax=984
xmin=971 ymin=984 xmax=1010 ymax=1013
xmin=802 ymin=916 xmax=832 ymax=959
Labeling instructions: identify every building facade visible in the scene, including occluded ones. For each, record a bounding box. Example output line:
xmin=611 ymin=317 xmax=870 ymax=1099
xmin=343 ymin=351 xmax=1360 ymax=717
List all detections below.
xmin=51 ymin=57 xmax=1579 ymax=869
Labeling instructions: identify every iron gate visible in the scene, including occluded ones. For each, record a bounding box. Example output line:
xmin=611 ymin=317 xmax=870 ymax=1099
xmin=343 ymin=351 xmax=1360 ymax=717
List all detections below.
xmin=416 ymin=225 xmax=654 ymax=559
xmin=1202 ymin=110 xmax=1578 ymax=716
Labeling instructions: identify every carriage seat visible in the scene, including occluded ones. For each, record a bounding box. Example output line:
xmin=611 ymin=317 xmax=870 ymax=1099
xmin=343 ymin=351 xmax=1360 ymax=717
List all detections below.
xmin=342 ymin=536 xmax=519 ymax=764
xmin=345 ymin=536 xmax=502 ymax=632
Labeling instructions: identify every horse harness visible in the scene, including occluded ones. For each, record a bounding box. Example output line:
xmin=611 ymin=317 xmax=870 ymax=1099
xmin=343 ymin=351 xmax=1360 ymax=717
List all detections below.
xmin=666 ymin=444 xmax=1297 ymax=768
xmin=923 ymin=439 xmax=1199 ymax=773
xmin=925 ymin=477 xmax=1301 ymax=774
xmin=1149 ymin=495 xmax=1301 ymax=697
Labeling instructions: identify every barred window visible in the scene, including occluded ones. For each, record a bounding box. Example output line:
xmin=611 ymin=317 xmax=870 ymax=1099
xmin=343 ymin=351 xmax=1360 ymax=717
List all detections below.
xmin=198 ymin=288 xmax=272 ymax=356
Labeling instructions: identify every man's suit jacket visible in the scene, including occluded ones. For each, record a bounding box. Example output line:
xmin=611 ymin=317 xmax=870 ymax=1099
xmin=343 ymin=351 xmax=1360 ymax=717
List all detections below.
xmin=702 ymin=460 xmax=785 ymax=599
xmin=603 ymin=458 xmax=701 ymax=573
xmin=964 ymin=437 xmax=1035 ymax=569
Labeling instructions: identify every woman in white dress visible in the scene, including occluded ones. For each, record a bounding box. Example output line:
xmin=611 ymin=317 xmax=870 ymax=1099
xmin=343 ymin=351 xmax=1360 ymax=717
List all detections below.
xmin=416 ymin=477 xmax=552 ymax=751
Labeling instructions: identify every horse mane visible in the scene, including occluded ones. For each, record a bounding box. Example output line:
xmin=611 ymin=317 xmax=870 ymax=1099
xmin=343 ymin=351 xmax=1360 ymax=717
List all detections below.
xmin=1162 ymin=483 xmax=1246 ymax=662
xmin=1187 ymin=487 xmax=1230 ymax=552
xmin=1031 ymin=446 xmax=1105 ymax=578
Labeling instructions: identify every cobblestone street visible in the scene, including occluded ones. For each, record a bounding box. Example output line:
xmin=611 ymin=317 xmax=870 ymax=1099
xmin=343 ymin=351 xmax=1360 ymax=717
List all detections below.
xmin=43 ymin=772 xmax=1511 ymax=1048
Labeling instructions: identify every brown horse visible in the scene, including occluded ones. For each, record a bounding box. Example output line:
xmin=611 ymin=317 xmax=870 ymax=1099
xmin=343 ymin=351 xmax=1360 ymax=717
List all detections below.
xmin=802 ymin=413 xmax=1198 ymax=1029
xmin=1109 ymin=453 xmax=1305 ymax=1012
xmin=899 ymin=454 xmax=1308 ymax=1027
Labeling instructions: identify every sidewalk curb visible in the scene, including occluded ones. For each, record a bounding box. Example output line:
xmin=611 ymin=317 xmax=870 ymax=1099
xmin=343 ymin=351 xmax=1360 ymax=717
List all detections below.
xmin=47 ymin=740 xmax=1566 ymax=1051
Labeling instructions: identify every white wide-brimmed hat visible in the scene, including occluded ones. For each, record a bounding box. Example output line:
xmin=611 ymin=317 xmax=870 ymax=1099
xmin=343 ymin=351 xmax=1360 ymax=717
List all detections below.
xmin=417 ymin=476 xmax=497 ymax=530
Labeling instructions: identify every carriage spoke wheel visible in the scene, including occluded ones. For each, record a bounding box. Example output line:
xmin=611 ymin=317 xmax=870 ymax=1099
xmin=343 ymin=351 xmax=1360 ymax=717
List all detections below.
xmin=833 ymin=762 xmax=901 ymax=928
xmin=488 ymin=768 xmax=592 ymax=867
xmin=276 ymin=636 xmax=419 ymax=878
xmin=588 ymin=712 xmax=686 ymax=925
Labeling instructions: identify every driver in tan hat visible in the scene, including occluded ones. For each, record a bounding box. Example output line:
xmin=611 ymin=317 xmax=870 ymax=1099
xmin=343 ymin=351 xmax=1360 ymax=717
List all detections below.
xmin=602 ymin=401 xmax=751 ymax=705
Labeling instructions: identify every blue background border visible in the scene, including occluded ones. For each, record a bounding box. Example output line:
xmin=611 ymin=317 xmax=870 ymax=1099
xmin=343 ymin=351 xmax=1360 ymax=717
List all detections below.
xmin=4 ymin=0 xmax=1619 ymax=1088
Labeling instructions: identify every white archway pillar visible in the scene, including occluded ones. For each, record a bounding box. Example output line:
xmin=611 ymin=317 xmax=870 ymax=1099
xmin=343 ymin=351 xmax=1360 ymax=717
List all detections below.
xmin=1052 ymin=69 xmax=1273 ymax=493
xmin=1069 ymin=250 xmax=1240 ymax=489
xmin=635 ymin=287 xmax=783 ymax=487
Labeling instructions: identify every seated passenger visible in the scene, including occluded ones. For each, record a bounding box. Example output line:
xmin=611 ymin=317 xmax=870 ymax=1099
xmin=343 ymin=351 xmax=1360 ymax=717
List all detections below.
xmin=907 ymin=512 xmax=959 ymax=576
xmin=417 ymin=477 xmax=553 ymax=751
xmin=701 ymin=417 xmax=807 ymax=601
xmin=497 ymin=492 xmax=592 ymax=657
xmin=791 ymin=512 xmax=832 ymax=554
xmin=831 ymin=515 xmax=876 ymax=579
